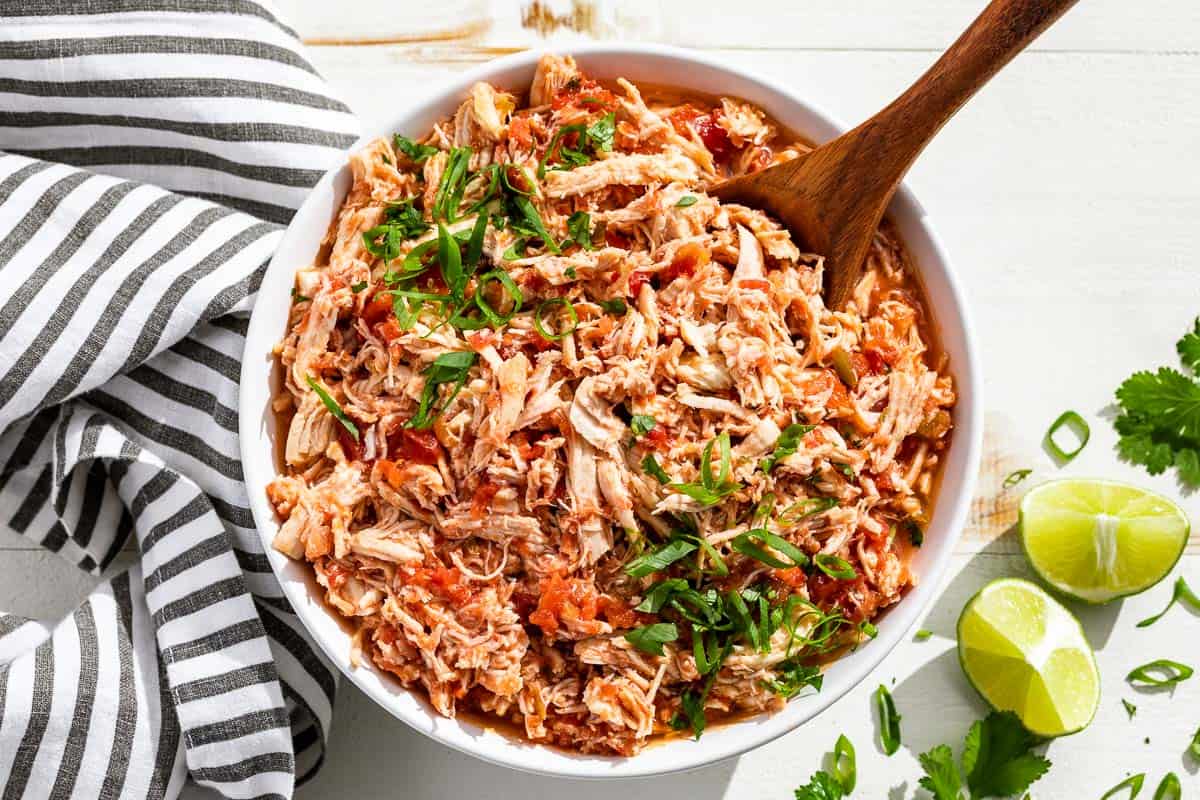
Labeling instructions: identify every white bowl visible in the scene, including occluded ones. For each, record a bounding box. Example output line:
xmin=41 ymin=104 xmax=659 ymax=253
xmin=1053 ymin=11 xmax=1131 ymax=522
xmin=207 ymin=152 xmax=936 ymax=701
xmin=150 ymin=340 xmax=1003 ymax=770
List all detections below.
xmin=239 ymin=43 xmax=983 ymax=779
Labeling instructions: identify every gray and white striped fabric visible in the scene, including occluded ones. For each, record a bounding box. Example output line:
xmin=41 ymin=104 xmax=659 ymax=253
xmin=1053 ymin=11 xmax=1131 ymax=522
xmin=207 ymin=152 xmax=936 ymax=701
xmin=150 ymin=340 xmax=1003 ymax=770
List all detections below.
xmin=0 ymin=2 xmax=359 ymax=797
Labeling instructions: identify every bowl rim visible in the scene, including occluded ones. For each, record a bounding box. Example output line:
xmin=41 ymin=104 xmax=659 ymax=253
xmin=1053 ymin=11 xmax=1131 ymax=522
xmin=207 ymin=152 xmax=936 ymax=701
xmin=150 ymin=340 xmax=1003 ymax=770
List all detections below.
xmin=239 ymin=41 xmax=983 ymax=779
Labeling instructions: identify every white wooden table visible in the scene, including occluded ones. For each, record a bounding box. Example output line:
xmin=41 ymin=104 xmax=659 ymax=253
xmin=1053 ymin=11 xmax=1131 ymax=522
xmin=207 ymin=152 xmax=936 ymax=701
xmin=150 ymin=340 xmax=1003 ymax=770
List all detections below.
xmin=5 ymin=1 xmax=1199 ymax=796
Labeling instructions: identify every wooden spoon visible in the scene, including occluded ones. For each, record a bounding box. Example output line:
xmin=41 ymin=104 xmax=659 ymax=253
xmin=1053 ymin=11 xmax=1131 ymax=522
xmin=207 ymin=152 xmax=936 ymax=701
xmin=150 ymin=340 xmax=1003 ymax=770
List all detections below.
xmin=712 ymin=0 xmax=1081 ymax=309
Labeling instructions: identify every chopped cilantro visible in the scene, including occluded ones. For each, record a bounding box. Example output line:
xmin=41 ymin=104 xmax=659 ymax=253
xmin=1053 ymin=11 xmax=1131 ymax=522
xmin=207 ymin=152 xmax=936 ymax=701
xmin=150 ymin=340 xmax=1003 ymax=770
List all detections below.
xmin=623 ymin=622 xmax=678 ymax=655
xmin=917 ymin=711 xmax=1052 ymax=800
xmin=629 ymin=414 xmax=656 ymax=437
xmin=393 ymin=133 xmax=439 ymax=163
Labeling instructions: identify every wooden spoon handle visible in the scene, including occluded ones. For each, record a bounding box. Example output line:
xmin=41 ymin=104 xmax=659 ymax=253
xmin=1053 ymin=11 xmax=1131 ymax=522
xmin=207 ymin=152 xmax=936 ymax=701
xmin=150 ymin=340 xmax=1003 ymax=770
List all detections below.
xmin=863 ymin=0 xmax=1082 ymax=176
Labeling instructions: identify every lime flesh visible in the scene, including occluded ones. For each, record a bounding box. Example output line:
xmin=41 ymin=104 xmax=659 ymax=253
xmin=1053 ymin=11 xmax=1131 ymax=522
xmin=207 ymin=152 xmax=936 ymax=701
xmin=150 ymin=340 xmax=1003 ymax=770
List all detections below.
xmin=1020 ymin=479 xmax=1189 ymax=604
xmin=957 ymin=578 xmax=1099 ymax=737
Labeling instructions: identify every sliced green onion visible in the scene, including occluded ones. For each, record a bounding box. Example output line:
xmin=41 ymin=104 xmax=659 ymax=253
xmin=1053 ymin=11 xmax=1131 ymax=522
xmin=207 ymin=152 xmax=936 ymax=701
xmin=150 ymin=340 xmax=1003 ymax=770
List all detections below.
xmin=874 ymin=684 xmax=902 ymax=755
xmin=669 ymin=432 xmax=741 ymax=507
xmin=463 ymin=212 xmax=489 ymax=274
xmin=692 ymin=630 xmax=726 ymax=675
xmin=832 ymin=734 xmax=856 ymax=793
xmin=1137 ymin=577 xmax=1200 ymax=628
xmin=1152 ymin=773 xmax=1181 ymax=800
xmin=731 ymin=529 xmax=808 ymax=570
xmin=642 ymin=454 xmax=670 ymax=484
xmin=635 ymin=579 xmax=688 ymax=614
xmin=914 ymin=628 xmax=933 ymax=641
xmin=1002 ymin=468 xmax=1032 ymax=488
xmin=780 ymin=496 xmax=838 ymax=523
xmin=436 ymin=223 xmax=463 ymax=299
xmin=1122 ymin=698 xmax=1137 ymax=719
xmin=397 ymin=238 xmax=439 ymax=279
xmin=690 ymin=534 xmax=730 ymax=577
xmin=1126 ymin=659 xmax=1194 ymax=687
xmin=752 ymin=492 xmax=776 ymax=526
xmin=760 ymin=422 xmax=815 ymax=473
xmin=1045 ymin=410 xmax=1090 ymax=463
xmin=1188 ymin=725 xmax=1200 ymax=759
xmin=502 ymin=237 xmax=528 ymax=261
xmin=1100 ymin=774 xmax=1145 ymax=800
xmin=905 ymin=519 xmax=924 ymax=548
xmin=500 ymin=164 xmax=535 ymax=196
xmin=830 ymin=347 xmax=857 ymax=388
xmin=724 ymin=589 xmax=760 ymax=651
xmin=533 ymin=297 xmax=578 ymax=341
xmin=350 ymin=281 xmax=368 ymax=293
xmin=472 ymin=269 xmax=522 ymax=326
xmin=305 ymin=375 xmax=359 ymax=441
xmin=623 ymin=539 xmax=696 ymax=578
xmin=814 ymin=553 xmax=856 ymax=580
xmin=407 ymin=351 xmax=477 ymax=430
xmin=433 ymin=146 xmax=472 ymax=221
xmin=511 ymin=195 xmax=561 ymax=254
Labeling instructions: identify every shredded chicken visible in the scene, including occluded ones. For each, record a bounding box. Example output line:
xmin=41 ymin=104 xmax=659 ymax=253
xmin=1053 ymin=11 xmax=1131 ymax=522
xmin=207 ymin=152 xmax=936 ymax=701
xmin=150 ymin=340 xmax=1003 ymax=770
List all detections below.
xmin=268 ymin=55 xmax=956 ymax=757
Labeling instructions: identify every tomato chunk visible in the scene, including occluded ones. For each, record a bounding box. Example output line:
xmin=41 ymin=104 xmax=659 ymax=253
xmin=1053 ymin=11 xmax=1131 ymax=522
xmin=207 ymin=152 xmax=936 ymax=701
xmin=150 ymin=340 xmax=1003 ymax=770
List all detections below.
xmin=388 ymin=428 xmax=440 ymax=465
xmin=363 ymin=293 xmax=393 ymax=326
xmin=528 ymin=573 xmax=599 ymax=634
xmin=662 ymin=242 xmax=710 ymax=283
xmin=627 ymin=271 xmax=651 ymax=297
xmin=403 ymin=565 xmax=471 ymax=607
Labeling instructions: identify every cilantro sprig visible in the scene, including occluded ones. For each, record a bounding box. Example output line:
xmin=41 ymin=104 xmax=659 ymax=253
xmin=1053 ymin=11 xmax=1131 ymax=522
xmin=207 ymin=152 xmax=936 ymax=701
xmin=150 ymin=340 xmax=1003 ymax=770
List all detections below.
xmin=362 ymin=199 xmax=430 ymax=262
xmin=1113 ymin=317 xmax=1200 ymax=486
xmin=918 ymin=711 xmax=1051 ymax=800
xmin=537 ymin=112 xmax=615 ymax=178
xmin=624 ymin=622 xmax=678 ymax=655
xmin=393 ymin=133 xmax=439 ymax=164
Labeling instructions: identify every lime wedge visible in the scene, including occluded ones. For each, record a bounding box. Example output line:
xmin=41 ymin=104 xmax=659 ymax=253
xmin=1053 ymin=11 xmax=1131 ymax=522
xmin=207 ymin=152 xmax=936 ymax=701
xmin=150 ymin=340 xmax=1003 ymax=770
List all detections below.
xmin=1020 ymin=479 xmax=1189 ymax=603
xmin=957 ymin=578 xmax=1099 ymax=737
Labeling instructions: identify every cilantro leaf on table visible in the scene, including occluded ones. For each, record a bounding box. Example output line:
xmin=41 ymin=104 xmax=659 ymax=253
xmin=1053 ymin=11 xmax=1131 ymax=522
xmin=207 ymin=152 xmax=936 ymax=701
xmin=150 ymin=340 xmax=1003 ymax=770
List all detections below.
xmin=919 ymin=744 xmax=964 ymax=800
xmin=1112 ymin=318 xmax=1200 ymax=487
xmin=1115 ymin=368 xmax=1200 ymax=440
xmin=917 ymin=712 xmax=1051 ymax=800
xmin=793 ymin=771 xmax=844 ymax=800
xmin=1177 ymin=317 xmax=1200 ymax=372
xmin=961 ymin=711 xmax=1051 ymax=799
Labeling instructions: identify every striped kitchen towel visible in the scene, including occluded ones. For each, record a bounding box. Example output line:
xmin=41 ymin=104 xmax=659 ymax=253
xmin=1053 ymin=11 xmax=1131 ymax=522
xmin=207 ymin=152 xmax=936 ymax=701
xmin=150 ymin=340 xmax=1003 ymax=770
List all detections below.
xmin=0 ymin=2 xmax=360 ymax=798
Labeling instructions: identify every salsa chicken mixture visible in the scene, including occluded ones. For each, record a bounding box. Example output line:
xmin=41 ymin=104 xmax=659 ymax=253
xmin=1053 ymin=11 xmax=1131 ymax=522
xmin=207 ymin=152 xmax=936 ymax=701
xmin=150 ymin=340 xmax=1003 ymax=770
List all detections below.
xmin=268 ymin=54 xmax=956 ymax=755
